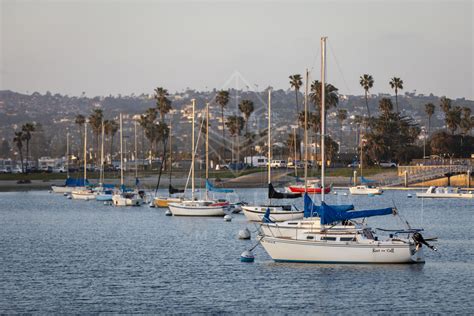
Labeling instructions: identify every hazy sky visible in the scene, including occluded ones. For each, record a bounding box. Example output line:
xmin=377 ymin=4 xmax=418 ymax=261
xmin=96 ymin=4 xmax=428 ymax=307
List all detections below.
xmin=1 ymin=0 xmax=473 ymax=99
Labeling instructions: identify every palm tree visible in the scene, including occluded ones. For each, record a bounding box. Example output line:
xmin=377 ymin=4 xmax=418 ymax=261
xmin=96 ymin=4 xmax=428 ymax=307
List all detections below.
xmin=389 ymin=77 xmax=404 ymax=113
xmin=75 ymin=114 xmax=86 ymax=159
xmin=154 ymin=87 xmax=172 ymax=122
xmin=359 ymin=74 xmax=374 ymax=118
xmin=460 ymin=107 xmax=472 ymax=136
xmin=310 ymin=80 xmax=339 ymax=112
xmin=104 ymin=120 xmax=119 ymax=162
xmin=336 ymin=109 xmax=347 ymax=145
xmin=226 ymin=115 xmax=245 ymax=162
xmin=13 ymin=131 xmax=24 ymax=173
xmin=439 ymin=96 xmax=451 ymax=114
xmin=424 ymin=103 xmax=435 ymax=136
xmin=216 ymin=90 xmax=230 ymax=162
xmin=290 ymin=74 xmax=303 ymax=159
xmin=21 ymin=123 xmax=35 ymax=173
xmin=88 ymin=109 xmax=103 ymax=164
xmin=445 ymin=106 xmax=462 ymax=135
xmin=139 ymin=108 xmax=158 ymax=160
xmin=238 ymin=99 xmax=254 ymax=165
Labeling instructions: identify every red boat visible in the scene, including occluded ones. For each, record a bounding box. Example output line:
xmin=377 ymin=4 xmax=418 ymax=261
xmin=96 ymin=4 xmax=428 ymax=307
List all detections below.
xmin=288 ymin=185 xmax=331 ymax=194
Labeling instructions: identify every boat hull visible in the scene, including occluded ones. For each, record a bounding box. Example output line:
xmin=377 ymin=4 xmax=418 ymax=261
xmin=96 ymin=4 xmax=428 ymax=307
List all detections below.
xmin=288 ymin=186 xmax=331 ymax=194
xmin=168 ymin=202 xmax=227 ymax=216
xmin=349 ymin=187 xmax=383 ymax=195
xmin=71 ymin=191 xmax=96 ymax=200
xmin=260 ymin=236 xmax=424 ymax=264
xmin=242 ymin=206 xmax=304 ymax=222
xmin=51 ymin=185 xmax=78 ymax=193
xmin=154 ymin=197 xmax=182 ymax=208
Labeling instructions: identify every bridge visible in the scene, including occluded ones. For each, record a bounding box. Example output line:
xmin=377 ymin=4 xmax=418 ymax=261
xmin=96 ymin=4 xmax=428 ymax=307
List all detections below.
xmin=390 ymin=165 xmax=473 ymax=186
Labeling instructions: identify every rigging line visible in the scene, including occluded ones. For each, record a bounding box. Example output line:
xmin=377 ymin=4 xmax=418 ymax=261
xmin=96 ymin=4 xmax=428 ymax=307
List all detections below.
xmin=327 ymin=39 xmax=353 ymax=95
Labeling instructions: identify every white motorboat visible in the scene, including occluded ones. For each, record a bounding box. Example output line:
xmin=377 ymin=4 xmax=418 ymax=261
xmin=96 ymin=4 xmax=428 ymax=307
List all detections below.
xmin=349 ymin=185 xmax=383 ymax=195
xmin=112 ymin=192 xmax=142 ymax=206
xmin=52 ymin=185 xmax=77 ymax=194
xmin=416 ymin=186 xmax=474 ymax=199
xmin=71 ymin=189 xmax=96 ymax=200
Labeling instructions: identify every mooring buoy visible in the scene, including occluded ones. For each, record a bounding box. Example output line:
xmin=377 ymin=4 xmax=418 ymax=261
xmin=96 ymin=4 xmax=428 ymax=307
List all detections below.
xmin=240 ymin=250 xmax=255 ymax=262
xmin=224 ymin=215 xmax=232 ymax=222
xmin=238 ymin=228 xmax=251 ymax=240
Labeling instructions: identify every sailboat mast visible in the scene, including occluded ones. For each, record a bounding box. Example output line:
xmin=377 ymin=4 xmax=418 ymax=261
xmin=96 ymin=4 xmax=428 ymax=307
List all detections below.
xmin=84 ymin=122 xmax=87 ymax=181
xmin=168 ymin=115 xmax=173 ymax=197
xmin=134 ymin=119 xmax=138 ymax=180
xmin=304 ymin=69 xmax=309 ymax=192
xmin=100 ymin=121 xmax=104 ymax=185
xmin=267 ymin=89 xmax=272 ymax=186
xmin=293 ymin=127 xmax=297 ymax=177
xmin=360 ymin=128 xmax=363 ymax=178
xmin=120 ymin=113 xmax=124 ymax=187
xmin=321 ymin=36 xmax=327 ymax=202
xmin=205 ymin=102 xmax=209 ymax=200
xmin=191 ymin=99 xmax=195 ymax=200
xmin=66 ymin=131 xmax=69 ymax=178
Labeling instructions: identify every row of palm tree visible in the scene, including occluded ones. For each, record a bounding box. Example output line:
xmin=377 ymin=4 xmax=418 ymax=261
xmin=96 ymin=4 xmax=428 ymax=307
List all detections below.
xmin=12 ymin=123 xmax=36 ymax=173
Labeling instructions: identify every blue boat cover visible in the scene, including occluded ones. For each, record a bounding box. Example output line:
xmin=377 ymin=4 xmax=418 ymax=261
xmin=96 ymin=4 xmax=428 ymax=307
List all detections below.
xmin=360 ymin=176 xmax=376 ymax=183
xmin=206 ymin=179 xmax=234 ymax=193
xmin=102 ymin=183 xmax=115 ymax=189
xmin=303 ymin=193 xmax=354 ymax=218
xmin=65 ymin=178 xmax=90 ymax=187
xmin=262 ymin=208 xmax=274 ymax=223
xmin=318 ymin=201 xmax=394 ymax=225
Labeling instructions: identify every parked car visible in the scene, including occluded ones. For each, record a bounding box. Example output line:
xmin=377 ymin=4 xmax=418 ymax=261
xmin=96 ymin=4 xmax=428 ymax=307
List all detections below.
xmin=379 ymin=161 xmax=397 ymax=168
xmin=11 ymin=166 xmax=23 ymax=174
xmin=270 ymin=160 xmax=287 ymax=168
xmin=52 ymin=167 xmax=66 ymax=173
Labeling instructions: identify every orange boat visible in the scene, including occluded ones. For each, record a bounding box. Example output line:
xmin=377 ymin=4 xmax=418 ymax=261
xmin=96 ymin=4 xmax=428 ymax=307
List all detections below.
xmin=288 ymin=185 xmax=331 ymax=194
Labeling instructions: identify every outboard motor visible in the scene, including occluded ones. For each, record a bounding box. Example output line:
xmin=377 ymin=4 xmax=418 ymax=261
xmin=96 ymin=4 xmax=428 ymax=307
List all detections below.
xmin=413 ymin=232 xmax=437 ymax=251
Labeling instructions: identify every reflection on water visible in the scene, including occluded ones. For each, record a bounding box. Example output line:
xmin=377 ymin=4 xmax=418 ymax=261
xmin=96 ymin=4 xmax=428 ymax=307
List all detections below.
xmin=0 ymin=189 xmax=472 ymax=313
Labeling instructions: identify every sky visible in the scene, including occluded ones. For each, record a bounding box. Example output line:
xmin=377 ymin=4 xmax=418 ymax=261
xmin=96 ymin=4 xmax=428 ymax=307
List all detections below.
xmin=1 ymin=0 xmax=473 ymax=99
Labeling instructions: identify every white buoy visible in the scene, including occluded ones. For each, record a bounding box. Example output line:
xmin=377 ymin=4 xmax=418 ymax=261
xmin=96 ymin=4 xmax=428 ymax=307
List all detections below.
xmin=238 ymin=228 xmax=251 ymax=240
xmin=149 ymin=202 xmax=155 ymax=208
xmin=240 ymin=250 xmax=255 ymax=262
xmin=165 ymin=209 xmax=172 ymax=216
xmin=63 ymin=193 xmax=68 ymax=196
xmin=67 ymin=195 xmax=72 ymax=199
xmin=407 ymin=193 xmax=413 ymax=198
xmin=224 ymin=215 xmax=232 ymax=222
xmin=343 ymin=192 xmax=348 ymax=196
xmin=333 ymin=191 xmax=338 ymax=195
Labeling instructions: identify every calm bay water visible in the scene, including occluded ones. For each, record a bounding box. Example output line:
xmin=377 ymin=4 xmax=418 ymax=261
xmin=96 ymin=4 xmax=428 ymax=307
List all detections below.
xmin=0 ymin=189 xmax=473 ymax=314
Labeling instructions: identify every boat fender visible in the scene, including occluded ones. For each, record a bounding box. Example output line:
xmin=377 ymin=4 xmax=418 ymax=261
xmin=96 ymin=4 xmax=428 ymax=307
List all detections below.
xmin=238 ymin=228 xmax=251 ymax=240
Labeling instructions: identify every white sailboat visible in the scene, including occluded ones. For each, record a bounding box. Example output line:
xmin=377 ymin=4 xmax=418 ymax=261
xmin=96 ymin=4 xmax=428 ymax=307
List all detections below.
xmin=168 ymin=100 xmax=229 ymax=216
xmin=71 ymin=122 xmax=96 ymax=200
xmin=96 ymin=121 xmax=115 ymax=201
xmin=416 ymin=186 xmax=474 ymax=198
xmin=257 ymin=37 xmax=434 ymax=264
xmin=112 ymin=113 xmax=142 ymax=207
xmin=242 ymin=90 xmax=303 ymax=222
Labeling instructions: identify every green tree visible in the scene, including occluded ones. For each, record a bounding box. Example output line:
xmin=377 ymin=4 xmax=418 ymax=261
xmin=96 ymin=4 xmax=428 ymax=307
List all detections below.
xmin=216 ymin=90 xmax=230 ymax=162
xmin=139 ymin=108 xmax=158 ymax=159
xmin=359 ymin=74 xmax=374 ymax=118
xmin=154 ymin=87 xmax=172 ymax=122
xmin=439 ymin=96 xmax=451 ymax=114
xmin=424 ymin=103 xmax=435 ymax=136
xmin=389 ymin=77 xmax=404 ymax=113
xmin=336 ymin=109 xmax=347 ymax=145
xmin=21 ymin=123 xmax=35 ymax=172
xmin=310 ymin=80 xmax=339 ymax=112
xmin=379 ymin=98 xmax=394 ymax=117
